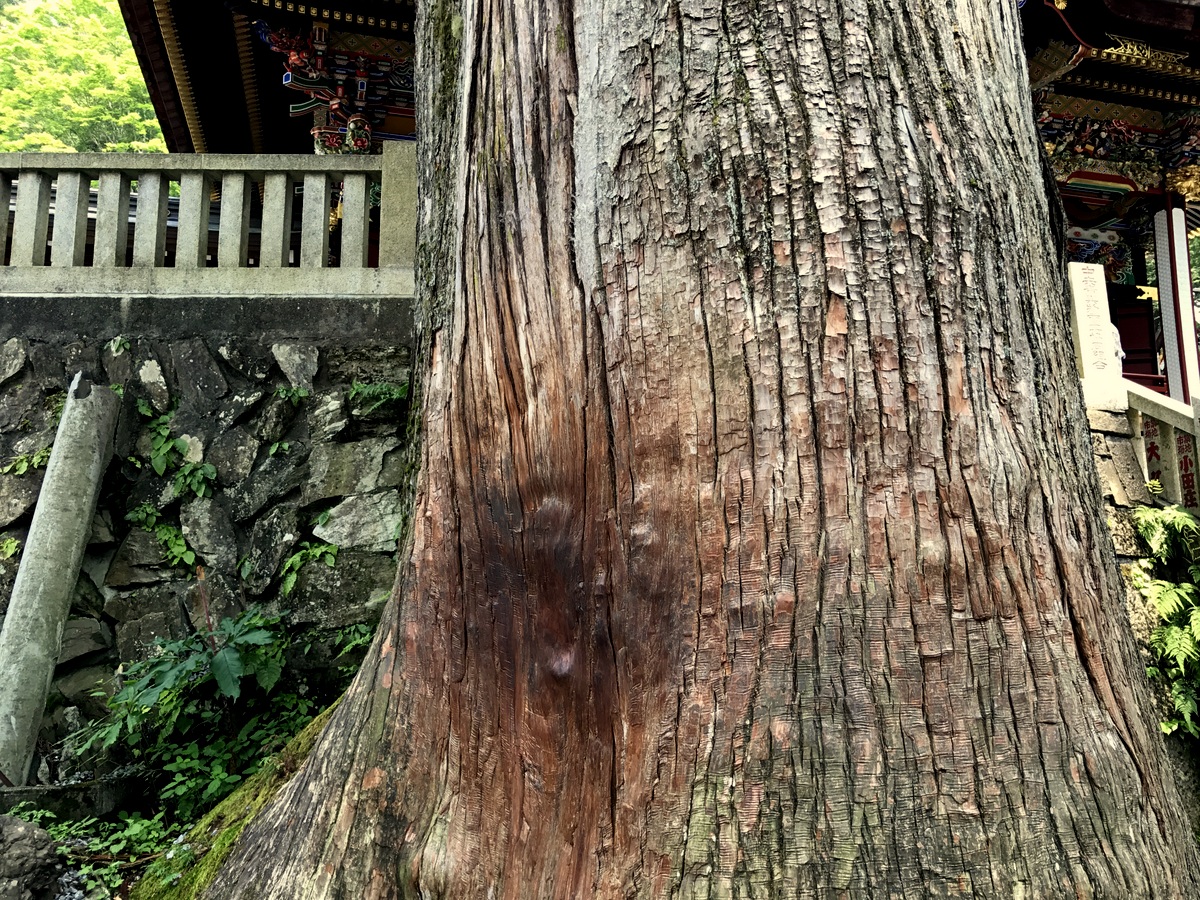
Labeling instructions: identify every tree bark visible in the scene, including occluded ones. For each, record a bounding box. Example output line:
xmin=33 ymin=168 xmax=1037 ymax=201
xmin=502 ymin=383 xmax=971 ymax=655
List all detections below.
xmin=207 ymin=0 xmax=1200 ymax=896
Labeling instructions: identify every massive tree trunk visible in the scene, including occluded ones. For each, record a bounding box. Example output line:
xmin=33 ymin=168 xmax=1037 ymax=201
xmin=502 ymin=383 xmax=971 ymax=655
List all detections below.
xmin=208 ymin=0 xmax=1200 ymax=896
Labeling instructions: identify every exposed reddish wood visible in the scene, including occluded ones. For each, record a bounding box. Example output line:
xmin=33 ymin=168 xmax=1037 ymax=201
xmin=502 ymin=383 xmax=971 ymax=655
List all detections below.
xmin=205 ymin=0 xmax=1200 ymax=896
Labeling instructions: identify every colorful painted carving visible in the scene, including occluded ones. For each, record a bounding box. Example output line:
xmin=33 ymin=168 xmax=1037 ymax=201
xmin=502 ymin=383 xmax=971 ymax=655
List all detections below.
xmin=1066 ymin=235 xmax=1134 ymax=284
xmin=1049 ymin=152 xmax=1160 ymax=194
xmin=313 ymin=113 xmax=373 ymax=155
xmin=256 ymin=19 xmax=414 ymax=153
xmin=1038 ymin=94 xmax=1200 ymax=190
xmin=1040 ymin=112 xmax=1152 ymax=163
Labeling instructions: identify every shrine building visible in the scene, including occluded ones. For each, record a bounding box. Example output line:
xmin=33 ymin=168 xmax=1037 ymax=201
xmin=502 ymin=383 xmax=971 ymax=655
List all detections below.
xmin=116 ymin=0 xmax=416 ymax=156
xmin=1022 ymin=0 xmax=1200 ymax=513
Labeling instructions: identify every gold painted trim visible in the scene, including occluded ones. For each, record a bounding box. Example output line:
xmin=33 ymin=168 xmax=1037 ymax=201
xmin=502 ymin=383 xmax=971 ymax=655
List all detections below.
xmin=233 ymin=13 xmax=264 ymax=154
xmin=1106 ymin=35 xmax=1188 ymax=66
xmin=1168 ymin=165 xmax=1200 ymax=202
xmin=152 ymin=0 xmax=207 ymax=153
xmin=1090 ymin=44 xmax=1200 ymax=85
xmin=1059 ymin=73 xmax=1200 ymax=107
xmin=246 ymin=0 xmax=404 ymax=30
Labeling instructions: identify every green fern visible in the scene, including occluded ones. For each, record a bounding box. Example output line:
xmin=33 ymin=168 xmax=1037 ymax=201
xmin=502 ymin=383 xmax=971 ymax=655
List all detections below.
xmin=1147 ymin=579 xmax=1198 ymax=620
xmin=1172 ymin=681 xmax=1200 ymax=737
xmin=347 ymin=379 xmax=408 ymax=415
xmin=1135 ymin=503 xmax=1200 ymax=566
xmin=1136 ymin=502 xmax=1200 ymax=737
xmin=1152 ymin=624 xmax=1199 ymax=670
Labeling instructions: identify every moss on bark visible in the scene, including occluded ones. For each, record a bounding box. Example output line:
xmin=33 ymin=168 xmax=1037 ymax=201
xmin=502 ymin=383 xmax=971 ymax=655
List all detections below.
xmin=128 ymin=700 xmax=340 ymax=900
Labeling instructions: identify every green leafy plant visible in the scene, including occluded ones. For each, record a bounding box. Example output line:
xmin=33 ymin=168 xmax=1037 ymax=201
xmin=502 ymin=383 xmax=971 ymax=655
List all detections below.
xmin=7 ymin=802 xmax=54 ymax=827
xmin=274 ymin=385 xmax=310 ymax=407
xmin=8 ymin=804 xmax=178 ymax=894
xmin=126 ymin=503 xmax=196 ymax=571
xmin=1134 ymin=503 xmax=1200 ymax=736
xmin=45 ymin=391 xmax=66 ymax=421
xmin=1 ymin=445 xmax=51 ymax=476
xmin=83 ymin=607 xmax=305 ymax=820
xmin=0 ymin=0 xmax=167 ymax=156
xmin=154 ymin=524 xmax=195 ymax=569
xmin=107 ymin=335 xmax=131 ymax=356
xmin=311 ymin=507 xmax=332 ymax=527
xmin=332 ymin=622 xmax=374 ymax=678
xmin=279 ymin=542 xmax=337 ymax=598
xmin=269 ymin=440 xmax=291 ymax=457
xmin=138 ymin=400 xmax=186 ymax=477
xmin=0 ymin=536 xmax=20 ymax=560
xmin=348 ymin=379 xmax=408 ymax=414
xmin=334 ymin=623 xmax=373 ymax=657
xmin=126 ymin=501 xmax=161 ymax=530
xmin=174 ymin=460 xmax=217 ymax=500
xmin=110 ymin=382 xmax=125 ymax=398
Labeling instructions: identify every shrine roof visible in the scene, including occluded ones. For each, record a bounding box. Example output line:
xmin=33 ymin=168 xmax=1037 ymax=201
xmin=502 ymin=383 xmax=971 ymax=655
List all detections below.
xmin=117 ymin=0 xmax=415 ymax=154
xmin=1022 ymin=1 xmax=1200 ymax=254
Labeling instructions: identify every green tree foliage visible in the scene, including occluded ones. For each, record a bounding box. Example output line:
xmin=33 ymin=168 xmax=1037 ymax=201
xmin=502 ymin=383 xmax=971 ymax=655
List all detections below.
xmin=0 ymin=0 xmax=164 ymax=152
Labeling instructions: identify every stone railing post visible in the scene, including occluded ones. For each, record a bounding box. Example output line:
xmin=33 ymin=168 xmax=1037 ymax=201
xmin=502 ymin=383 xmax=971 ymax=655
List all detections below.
xmin=10 ymin=171 xmax=51 ymax=267
xmin=379 ymin=141 xmax=416 ymax=269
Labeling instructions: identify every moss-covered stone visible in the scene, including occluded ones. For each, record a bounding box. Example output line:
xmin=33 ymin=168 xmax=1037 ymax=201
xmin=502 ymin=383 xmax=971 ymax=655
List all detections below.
xmin=129 ymin=700 xmax=339 ymax=900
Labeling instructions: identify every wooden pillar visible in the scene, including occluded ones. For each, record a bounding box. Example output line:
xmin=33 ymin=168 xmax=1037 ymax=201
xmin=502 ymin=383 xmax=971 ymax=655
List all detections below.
xmin=1154 ymin=198 xmax=1200 ymax=405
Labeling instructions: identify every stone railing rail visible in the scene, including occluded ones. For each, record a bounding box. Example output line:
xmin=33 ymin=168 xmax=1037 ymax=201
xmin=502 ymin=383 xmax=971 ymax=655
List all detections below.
xmin=0 ymin=142 xmax=415 ymax=299
xmin=1126 ymin=380 xmax=1200 ymax=510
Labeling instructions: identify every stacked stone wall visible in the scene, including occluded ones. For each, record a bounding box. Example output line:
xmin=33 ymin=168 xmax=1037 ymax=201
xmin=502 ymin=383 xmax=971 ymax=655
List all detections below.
xmin=0 ymin=297 xmax=411 ymax=789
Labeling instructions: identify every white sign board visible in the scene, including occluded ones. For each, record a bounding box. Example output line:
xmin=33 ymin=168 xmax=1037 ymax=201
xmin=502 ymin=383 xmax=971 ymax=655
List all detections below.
xmin=1068 ymin=262 xmax=1126 ymax=411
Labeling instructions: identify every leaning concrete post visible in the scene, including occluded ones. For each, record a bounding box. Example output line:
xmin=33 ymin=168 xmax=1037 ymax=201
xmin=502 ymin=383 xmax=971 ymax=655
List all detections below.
xmin=0 ymin=374 xmax=118 ymax=786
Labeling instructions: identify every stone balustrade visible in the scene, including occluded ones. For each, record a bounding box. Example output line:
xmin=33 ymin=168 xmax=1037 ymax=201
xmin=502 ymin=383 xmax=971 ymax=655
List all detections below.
xmin=0 ymin=142 xmax=415 ymax=298
xmin=1126 ymin=382 xmax=1200 ymax=511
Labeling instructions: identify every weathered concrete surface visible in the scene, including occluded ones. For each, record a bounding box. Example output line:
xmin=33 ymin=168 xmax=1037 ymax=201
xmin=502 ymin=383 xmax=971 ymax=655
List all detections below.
xmin=0 ymin=296 xmax=412 ymax=343
xmin=0 ymin=376 xmax=118 ymax=786
xmin=379 ymin=141 xmax=417 ymax=267
xmin=0 ymin=771 xmax=141 ymax=819
xmin=0 ymin=268 xmax=414 ymax=301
